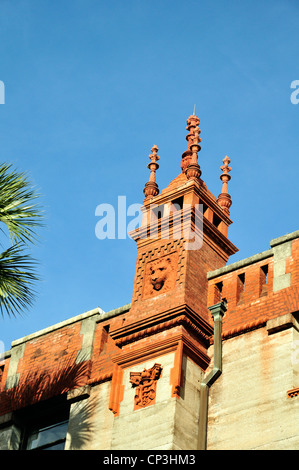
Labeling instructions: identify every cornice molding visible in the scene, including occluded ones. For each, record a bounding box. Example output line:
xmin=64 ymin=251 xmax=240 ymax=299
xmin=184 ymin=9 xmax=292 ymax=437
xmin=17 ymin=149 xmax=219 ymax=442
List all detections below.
xmin=110 ymin=304 xmax=213 ymax=348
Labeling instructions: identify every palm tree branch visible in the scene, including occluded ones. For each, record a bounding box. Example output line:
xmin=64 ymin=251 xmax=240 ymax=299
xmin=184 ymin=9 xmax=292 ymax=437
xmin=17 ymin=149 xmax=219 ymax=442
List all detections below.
xmin=0 ymin=163 xmax=43 ymax=245
xmin=0 ymin=244 xmax=39 ymax=317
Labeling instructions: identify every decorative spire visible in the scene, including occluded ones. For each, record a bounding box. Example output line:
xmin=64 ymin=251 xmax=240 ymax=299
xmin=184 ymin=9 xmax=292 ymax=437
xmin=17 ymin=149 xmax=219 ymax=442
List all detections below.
xmin=181 ymin=114 xmax=201 ymax=172
xmin=217 ymin=156 xmax=232 ymax=215
xmin=143 ymin=145 xmax=160 ymax=199
xmin=185 ymin=115 xmax=202 ymax=181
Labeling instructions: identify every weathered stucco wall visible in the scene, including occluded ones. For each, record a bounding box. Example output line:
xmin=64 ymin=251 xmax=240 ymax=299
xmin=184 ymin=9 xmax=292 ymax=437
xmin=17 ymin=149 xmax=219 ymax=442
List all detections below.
xmin=207 ymin=322 xmax=299 ymax=450
xmin=64 ymin=352 xmax=205 ymax=450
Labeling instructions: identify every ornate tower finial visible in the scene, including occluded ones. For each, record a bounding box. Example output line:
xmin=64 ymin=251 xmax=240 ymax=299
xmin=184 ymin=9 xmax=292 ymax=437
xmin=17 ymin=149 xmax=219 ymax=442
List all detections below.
xmin=181 ymin=114 xmax=200 ymax=172
xmin=217 ymin=156 xmax=232 ymax=215
xmin=181 ymin=113 xmax=202 ymax=182
xmin=143 ymin=145 xmax=160 ymax=199
xmin=185 ymin=117 xmax=202 ymax=181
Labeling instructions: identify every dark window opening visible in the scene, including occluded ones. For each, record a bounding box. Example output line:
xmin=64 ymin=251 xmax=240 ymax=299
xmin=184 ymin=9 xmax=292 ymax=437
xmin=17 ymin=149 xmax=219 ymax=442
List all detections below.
xmin=237 ymin=273 xmax=245 ymax=303
xmin=214 ymin=281 xmax=223 ymax=303
xmin=239 ymin=273 xmax=245 ymax=292
xmin=18 ymin=395 xmax=70 ymax=450
xmin=171 ymin=196 xmax=184 ymax=211
xmin=261 ymin=265 xmax=268 ymax=284
xmin=260 ymin=264 xmax=269 ymax=296
xmin=203 ymin=203 xmax=209 ymax=216
xmin=152 ymin=205 xmax=164 ymax=220
xmin=213 ymin=213 xmax=222 ymax=229
xmin=216 ymin=281 xmax=223 ymax=298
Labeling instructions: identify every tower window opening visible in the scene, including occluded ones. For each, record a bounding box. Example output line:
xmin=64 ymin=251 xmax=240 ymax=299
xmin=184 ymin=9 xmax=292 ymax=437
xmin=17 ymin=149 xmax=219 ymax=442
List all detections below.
xmin=203 ymin=203 xmax=209 ymax=216
xmin=152 ymin=205 xmax=164 ymax=220
xmin=215 ymin=281 xmax=223 ymax=302
xmin=237 ymin=273 xmax=245 ymax=304
xmin=212 ymin=213 xmax=221 ymax=229
xmin=261 ymin=264 xmax=269 ymax=284
xmin=171 ymin=196 xmax=184 ymax=211
xmin=239 ymin=273 xmax=245 ymax=292
xmin=260 ymin=264 xmax=269 ymax=296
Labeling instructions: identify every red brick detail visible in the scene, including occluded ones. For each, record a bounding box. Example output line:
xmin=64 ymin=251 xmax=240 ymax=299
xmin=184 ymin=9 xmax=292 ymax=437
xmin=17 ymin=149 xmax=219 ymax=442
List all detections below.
xmin=132 ymin=240 xmax=185 ymax=303
xmin=15 ymin=323 xmax=83 ymax=381
xmin=0 ymin=354 xmax=91 ymax=415
xmin=89 ymin=316 xmax=125 ymax=386
xmin=207 ymin=241 xmax=299 ymax=338
xmin=0 ymin=357 xmax=9 ymax=394
xmin=110 ymin=308 xmax=213 ymax=349
xmin=287 ymin=387 xmax=299 ymax=398
xmin=221 ymin=317 xmax=268 ymax=341
xmin=108 ymin=363 xmax=124 ymax=416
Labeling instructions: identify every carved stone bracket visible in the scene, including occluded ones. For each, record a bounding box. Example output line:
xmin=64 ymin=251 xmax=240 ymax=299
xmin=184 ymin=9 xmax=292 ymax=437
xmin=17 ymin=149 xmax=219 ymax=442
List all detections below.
xmin=130 ymin=363 xmax=162 ymax=410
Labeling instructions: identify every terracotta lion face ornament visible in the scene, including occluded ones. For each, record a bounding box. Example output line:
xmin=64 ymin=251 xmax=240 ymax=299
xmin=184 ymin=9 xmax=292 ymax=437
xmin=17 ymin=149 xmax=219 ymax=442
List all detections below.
xmin=149 ymin=257 xmax=172 ymax=291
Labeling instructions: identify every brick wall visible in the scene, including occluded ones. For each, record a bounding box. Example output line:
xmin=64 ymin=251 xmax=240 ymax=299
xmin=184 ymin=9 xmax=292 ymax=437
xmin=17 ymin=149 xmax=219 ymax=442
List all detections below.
xmin=207 ymin=234 xmax=299 ymax=338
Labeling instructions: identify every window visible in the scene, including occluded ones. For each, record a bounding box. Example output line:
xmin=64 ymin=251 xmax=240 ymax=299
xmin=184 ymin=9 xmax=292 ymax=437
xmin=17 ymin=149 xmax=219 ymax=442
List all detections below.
xmin=212 ymin=213 xmax=221 ymax=229
xmin=25 ymin=419 xmax=69 ymax=450
xmin=152 ymin=204 xmax=164 ymax=220
xmin=260 ymin=264 xmax=269 ymax=296
xmin=237 ymin=273 xmax=245 ymax=303
xmin=18 ymin=396 xmax=70 ymax=450
xmin=261 ymin=265 xmax=268 ymax=284
xmin=215 ymin=281 xmax=223 ymax=302
xmin=171 ymin=196 xmax=184 ymax=211
xmin=238 ymin=273 xmax=245 ymax=292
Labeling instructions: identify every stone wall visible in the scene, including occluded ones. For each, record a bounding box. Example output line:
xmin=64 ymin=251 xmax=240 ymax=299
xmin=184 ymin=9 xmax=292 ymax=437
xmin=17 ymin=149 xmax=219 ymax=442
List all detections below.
xmin=207 ymin=319 xmax=299 ymax=449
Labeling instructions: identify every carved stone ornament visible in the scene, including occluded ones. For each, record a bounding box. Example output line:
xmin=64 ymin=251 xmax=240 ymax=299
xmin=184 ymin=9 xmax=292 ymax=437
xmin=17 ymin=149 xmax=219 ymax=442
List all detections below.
xmin=129 ymin=363 xmax=162 ymax=410
xmin=142 ymin=251 xmax=178 ymax=299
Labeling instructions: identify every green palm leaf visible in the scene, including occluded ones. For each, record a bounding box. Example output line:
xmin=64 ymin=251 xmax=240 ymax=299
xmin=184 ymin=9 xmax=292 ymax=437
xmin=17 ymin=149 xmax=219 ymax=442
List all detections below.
xmin=0 ymin=163 xmax=43 ymax=317
xmin=0 ymin=244 xmax=38 ymax=317
xmin=0 ymin=163 xmax=43 ymax=245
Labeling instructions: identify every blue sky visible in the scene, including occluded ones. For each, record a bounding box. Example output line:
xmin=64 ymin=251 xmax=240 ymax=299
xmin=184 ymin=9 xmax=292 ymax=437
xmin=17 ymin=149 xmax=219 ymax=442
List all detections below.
xmin=1 ymin=0 xmax=299 ymax=351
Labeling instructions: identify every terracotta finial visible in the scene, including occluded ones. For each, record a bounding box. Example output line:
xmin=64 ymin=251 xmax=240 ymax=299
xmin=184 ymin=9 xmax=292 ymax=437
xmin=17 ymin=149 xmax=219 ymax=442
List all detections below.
xmin=185 ymin=119 xmax=202 ymax=181
xmin=181 ymin=114 xmax=201 ymax=172
xmin=217 ymin=156 xmax=232 ymax=215
xmin=143 ymin=145 xmax=160 ymax=199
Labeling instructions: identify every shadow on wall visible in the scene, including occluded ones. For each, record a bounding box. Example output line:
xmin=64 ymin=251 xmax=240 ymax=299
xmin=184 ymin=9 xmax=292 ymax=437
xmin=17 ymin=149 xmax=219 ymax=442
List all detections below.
xmin=66 ymin=392 xmax=98 ymax=450
xmin=0 ymin=352 xmax=98 ymax=449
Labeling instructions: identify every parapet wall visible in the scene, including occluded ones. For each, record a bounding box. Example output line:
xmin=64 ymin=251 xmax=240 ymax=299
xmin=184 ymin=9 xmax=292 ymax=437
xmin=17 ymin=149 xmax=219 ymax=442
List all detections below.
xmin=207 ymin=230 xmax=299 ymax=338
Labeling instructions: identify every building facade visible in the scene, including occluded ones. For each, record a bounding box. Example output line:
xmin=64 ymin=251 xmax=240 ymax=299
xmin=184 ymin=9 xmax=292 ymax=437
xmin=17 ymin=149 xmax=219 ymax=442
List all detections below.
xmin=0 ymin=114 xmax=298 ymax=450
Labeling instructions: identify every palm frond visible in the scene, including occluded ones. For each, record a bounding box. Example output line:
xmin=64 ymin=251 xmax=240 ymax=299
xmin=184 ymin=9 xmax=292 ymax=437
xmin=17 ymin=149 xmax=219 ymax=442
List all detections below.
xmin=0 ymin=244 xmax=39 ymax=318
xmin=0 ymin=163 xmax=43 ymax=245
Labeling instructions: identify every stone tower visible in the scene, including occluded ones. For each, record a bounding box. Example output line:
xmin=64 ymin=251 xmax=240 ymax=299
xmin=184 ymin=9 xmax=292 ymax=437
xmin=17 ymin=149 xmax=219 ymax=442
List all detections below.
xmin=107 ymin=112 xmax=238 ymax=448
